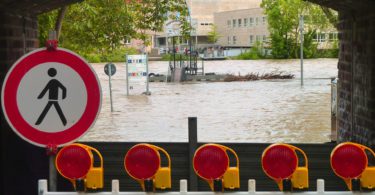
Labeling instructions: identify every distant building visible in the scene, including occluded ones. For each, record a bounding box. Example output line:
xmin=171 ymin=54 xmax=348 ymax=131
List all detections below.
xmin=153 ymin=1 xmax=338 ymax=53
xmin=214 ymin=8 xmax=269 ymax=48
xmin=155 ymin=0 xmax=262 ymax=51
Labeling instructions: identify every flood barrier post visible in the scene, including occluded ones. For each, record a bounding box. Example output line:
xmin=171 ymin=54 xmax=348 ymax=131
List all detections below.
xmin=188 ymin=117 xmax=198 ymax=191
xmin=108 ymin=64 xmax=114 ymax=112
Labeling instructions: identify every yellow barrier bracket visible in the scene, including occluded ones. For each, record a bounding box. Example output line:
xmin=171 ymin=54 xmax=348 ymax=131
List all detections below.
xmin=290 ymin=145 xmax=309 ymax=190
xmin=152 ymin=145 xmax=172 ymax=190
xmin=84 ymin=145 xmax=104 ymax=190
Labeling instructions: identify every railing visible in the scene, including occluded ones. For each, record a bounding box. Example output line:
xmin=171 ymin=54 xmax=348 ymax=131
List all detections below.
xmin=331 ymin=78 xmax=338 ymax=141
xmin=39 ymin=179 xmax=374 ymax=195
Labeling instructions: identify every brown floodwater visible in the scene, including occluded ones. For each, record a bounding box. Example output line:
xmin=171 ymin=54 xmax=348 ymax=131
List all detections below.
xmin=79 ymin=58 xmax=338 ymax=143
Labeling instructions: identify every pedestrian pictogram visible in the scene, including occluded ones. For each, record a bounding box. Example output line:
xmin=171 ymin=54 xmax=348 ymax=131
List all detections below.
xmin=35 ymin=68 xmax=67 ymax=126
xmin=1 ymin=48 xmax=101 ymax=147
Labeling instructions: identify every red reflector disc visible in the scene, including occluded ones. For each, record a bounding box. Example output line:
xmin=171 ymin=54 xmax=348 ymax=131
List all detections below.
xmin=262 ymin=145 xmax=297 ymax=180
xmin=193 ymin=145 xmax=229 ymax=180
xmin=124 ymin=145 xmax=160 ymax=180
xmin=56 ymin=145 xmax=92 ymax=179
xmin=331 ymin=144 xmax=367 ymax=178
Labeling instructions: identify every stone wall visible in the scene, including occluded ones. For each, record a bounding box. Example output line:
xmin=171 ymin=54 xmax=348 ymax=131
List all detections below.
xmin=337 ymin=11 xmax=375 ymax=147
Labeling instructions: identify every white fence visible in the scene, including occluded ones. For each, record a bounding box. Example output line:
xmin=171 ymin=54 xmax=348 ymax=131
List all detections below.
xmin=39 ymin=179 xmax=374 ymax=195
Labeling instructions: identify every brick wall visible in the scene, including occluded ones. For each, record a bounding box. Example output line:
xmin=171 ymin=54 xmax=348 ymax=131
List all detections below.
xmin=0 ymin=12 xmax=48 ymax=195
xmin=0 ymin=13 xmax=39 ymax=76
xmin=337 ymin=11 xmax=375 ymax=147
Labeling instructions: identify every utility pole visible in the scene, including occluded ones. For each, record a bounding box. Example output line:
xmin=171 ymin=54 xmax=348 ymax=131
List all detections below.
xmin=299 ymin=15 xmax=304 ymax=86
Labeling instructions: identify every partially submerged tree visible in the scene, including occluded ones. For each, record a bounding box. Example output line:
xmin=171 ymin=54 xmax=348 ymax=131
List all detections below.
xmin=261 ymin=0 xmax=337 ymax=59
xmin=207 ymin=25 xmax=220 ymax=44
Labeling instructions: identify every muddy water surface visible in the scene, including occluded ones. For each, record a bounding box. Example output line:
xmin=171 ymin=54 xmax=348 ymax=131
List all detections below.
xmin=80 ymin=59 xmax=338 ymax=143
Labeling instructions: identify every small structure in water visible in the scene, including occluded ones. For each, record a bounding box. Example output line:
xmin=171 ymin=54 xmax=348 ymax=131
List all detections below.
xmin=168 ymin=49 xmax=204 ymax=82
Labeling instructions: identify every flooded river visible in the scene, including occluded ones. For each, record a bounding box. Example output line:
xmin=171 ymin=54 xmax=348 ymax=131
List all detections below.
xmin=80 ymin=59 xmax=338 ymax=143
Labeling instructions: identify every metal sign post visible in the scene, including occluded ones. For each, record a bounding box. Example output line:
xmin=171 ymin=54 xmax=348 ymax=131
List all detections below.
xmin=109 ymin=64 xmax=113 ymax=112
xmin=104 ymin=63 xmax=116 ymax=112
xmin=300 ymin=15 xmax=304 ymax=86
xmin=125 ymin=55 xmax=129 ymax=96
xmin=145 ymin=54 xmax=150 ymax=95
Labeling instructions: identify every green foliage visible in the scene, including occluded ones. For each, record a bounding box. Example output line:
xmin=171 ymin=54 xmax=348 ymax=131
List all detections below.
xmin=80 ymin=47 xmax=139 ymax=63
xmin=38 ymin=0 xmax=190 ymax=58
xmin=236 ymin=41 xmax=264 ymax=60
xmin=207 ymin=25 xmax=220 ymax=44
xmin=315 ymin=40 xmax=339 ymax=58
xmin=301 ymin=30 xmax=318 ymax=58
xmin=38 ymin=10 xmax=58 ymax=46
xmin=261 ymin=0 xmax=337 ymax=59
xmin=126 ymin=0 xmax=191 ymax=44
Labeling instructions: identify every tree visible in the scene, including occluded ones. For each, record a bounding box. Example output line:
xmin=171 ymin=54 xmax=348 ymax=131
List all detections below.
xmin=38 ymin=0 xmax=190 ymax=55
xmin=207 ymin=25 xmax=220 ymax=44
xmin=261 ymin=0 xmax=336 ymax=59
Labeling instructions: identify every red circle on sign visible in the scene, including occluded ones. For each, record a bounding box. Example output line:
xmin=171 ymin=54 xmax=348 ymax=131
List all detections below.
xmin=193 ymin=145 xmax=229 ymax=180
xmin=124 ymin=144 xmax=160 ymax=180
xmin=56 ymin=145 xmax=92 ymax=179
xmin=262 ymin=144 xmax=298 ymax=180
xmin=1 ymin=48 xmax=101 ymax=147
xmin=331 ymin=143 xmax=367 ymax=179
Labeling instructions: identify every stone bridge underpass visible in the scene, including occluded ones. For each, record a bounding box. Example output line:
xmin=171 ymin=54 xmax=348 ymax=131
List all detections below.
xmin=0 ymin=0 xmax=374 ymax=194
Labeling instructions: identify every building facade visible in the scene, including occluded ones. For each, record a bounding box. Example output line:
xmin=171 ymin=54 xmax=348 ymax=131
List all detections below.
xmin=214 ymin=8 xmax=269 ymax=47
xmin=155 ymin=0 xmax=262 ymax=50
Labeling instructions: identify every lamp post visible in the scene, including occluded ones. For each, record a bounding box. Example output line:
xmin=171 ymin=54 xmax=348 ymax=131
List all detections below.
xmin=299 ymin=15 xmax=304 ymax=86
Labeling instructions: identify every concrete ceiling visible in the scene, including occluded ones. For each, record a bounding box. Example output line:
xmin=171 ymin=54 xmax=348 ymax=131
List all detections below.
xmin=1 ymin=0 xmax=374 ymax=16
xmin=0 ymin=0 xmax=82 ymax=15
xmin=307 ymin=0 xmax=375 ymax=12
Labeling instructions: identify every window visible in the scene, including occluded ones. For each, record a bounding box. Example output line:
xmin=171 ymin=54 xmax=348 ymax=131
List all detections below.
xmin=125 ymin=38 xmax=131 ymax=45
xmin=329 ymin=32 xmax=338 ymax=41
xmin=256 ymin=17 xmax=259 ymax=26
xmin=249 ymin=17 xmax=254 ymax=27
xmin=249 ymin=35 xmax=254 ymax=44
xmin=238 ymin=19 xmax=242 ymax=27
xmin=262 ymin=17 xmax=266 ymax=25
xmin=244 ymin=18 xmax=248 ymax=27
xmin=227 ymin=20 xmax=231 ymax=28
xmin=233 ymin=36 xmax=237 ymax=45
xmin=263 ymin=35 xmax=267 ymax=42
xmin=256 ymin=35 xmax=261 ymax=42
xmin=320 ymin=33 xmax=326 ymax=42
xmin=232 ymin=19 xmax=236 ymax=28
xmin=228 ymin=36 xmax=231 ymax=44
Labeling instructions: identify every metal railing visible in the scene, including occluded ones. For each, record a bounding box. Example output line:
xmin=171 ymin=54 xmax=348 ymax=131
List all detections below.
xmin=39 ymin=179 xmax=374 ymax=195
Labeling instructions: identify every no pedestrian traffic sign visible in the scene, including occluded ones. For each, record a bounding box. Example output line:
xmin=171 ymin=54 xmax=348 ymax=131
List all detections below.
xmin=1 ymin=48 xmax=102 ymax=147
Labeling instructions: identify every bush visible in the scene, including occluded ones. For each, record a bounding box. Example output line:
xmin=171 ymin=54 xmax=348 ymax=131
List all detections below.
xmin=315 ymin=49 xmax=339 ymax=58
xmin=78 ymin=47 xmax=139 ymax=63
xmin=235 ymin=41 xmax=265 ymax=60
